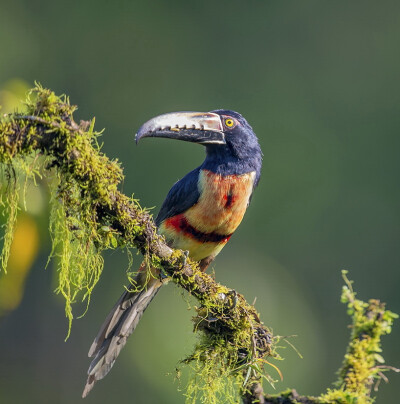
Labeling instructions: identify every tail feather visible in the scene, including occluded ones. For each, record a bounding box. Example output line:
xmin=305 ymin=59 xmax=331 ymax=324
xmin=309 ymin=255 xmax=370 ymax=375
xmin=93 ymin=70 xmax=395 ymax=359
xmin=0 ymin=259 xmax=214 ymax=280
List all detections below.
xmin=82 ymin=273 xmax=162 ymax=398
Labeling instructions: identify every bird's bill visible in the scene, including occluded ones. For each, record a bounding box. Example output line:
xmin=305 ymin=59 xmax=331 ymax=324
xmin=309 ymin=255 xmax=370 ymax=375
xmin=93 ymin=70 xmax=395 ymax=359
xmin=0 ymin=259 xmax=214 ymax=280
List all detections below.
xmin=135 ymin=112 xmax=226 ymax=145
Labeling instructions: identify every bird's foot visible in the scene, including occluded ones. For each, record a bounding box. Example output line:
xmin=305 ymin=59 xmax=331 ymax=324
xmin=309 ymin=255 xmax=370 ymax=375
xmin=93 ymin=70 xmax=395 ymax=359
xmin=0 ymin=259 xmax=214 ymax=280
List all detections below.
xmin=158 ymin=269 xmax=169 ymax=282
xmin=182 ymin=250 xmax=189 ymax=267
xmin=227 ymin=289 xmax=238 ymax=309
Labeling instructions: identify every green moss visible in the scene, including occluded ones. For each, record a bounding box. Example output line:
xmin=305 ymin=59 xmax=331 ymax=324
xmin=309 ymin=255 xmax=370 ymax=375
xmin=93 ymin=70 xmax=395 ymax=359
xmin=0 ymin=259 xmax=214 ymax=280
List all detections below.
xmin=178 ymin=283 xmax=275 ymax=403
xmin=0 ymin=151 xmax=43 ymax=273
xmin=0 ymin=166 xmax=19 ymax=273
xmin=1 ymin=85 xmax=397 ymax=403
xmin=155 ymin=248 xmax=277 ymax=402
xmin=183 ymin=339 xmax=243 ymax=404
xmin=319 ymin=271 xmax=398 ymax=404
xmin=0 ymin=84 xmax=134 ymax=332
xmin=47 ymin=180 xmax=103 ymax=337
xmin=320 ymin=388 xmax=360 ymax=404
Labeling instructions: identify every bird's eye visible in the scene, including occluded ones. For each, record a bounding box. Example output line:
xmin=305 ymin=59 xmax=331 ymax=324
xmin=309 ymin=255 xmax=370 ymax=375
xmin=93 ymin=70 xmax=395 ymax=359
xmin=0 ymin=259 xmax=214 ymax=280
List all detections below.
xmin=224 ymin=118 xmax=235 ymax=128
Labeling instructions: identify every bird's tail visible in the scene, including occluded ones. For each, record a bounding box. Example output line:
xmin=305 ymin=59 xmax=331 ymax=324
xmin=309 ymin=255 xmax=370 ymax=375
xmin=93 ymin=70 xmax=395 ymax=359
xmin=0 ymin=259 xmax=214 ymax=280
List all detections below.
xmin=82 ymin=267 xmax=162 ymax=398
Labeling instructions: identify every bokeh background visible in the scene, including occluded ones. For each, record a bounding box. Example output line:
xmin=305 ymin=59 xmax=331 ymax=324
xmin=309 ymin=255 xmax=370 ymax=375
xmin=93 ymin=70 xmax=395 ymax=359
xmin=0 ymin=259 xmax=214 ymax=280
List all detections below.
xmin=0 ymin=1 xmax=399 ymax=403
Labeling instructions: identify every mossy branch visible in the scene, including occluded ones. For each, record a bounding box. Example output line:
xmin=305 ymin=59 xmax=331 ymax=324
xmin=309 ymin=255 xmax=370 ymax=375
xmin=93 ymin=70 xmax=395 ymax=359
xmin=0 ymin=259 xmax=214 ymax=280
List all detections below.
xmin=0 ymin=85 xmax=397 ymax=403
xmin=262 ymin=272 xmax=399 ymax=404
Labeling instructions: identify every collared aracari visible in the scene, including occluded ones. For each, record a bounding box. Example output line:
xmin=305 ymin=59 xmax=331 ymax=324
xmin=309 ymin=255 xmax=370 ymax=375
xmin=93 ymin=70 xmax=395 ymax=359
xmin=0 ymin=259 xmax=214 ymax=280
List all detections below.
xmin=82 ymin=110 xmax=262 ymax=397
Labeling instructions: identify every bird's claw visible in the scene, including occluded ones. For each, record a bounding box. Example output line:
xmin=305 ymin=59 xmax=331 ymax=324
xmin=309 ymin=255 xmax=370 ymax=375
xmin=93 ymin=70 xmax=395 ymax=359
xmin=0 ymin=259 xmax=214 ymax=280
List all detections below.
xmin=182 ymin=250 xmax=189 ymax=267
xmin=227 ymin=289 xmax=238 ymax=309
xmin=159 ymin=270 xmax=169 ymax=282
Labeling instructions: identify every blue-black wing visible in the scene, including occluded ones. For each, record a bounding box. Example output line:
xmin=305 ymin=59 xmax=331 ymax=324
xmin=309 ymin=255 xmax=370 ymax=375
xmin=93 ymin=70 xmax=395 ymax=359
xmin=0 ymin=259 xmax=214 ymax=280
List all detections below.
xmin=155 ymin=167 xmax=201 ymax=227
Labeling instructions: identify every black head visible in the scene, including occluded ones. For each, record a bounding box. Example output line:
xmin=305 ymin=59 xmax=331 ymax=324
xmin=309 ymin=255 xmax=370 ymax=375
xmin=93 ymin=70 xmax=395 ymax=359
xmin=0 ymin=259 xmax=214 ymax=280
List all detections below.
xmin=136 ymin=110 xmax=262 ymax=178
xmin=208 ymin=109 xmax=262 ymax=161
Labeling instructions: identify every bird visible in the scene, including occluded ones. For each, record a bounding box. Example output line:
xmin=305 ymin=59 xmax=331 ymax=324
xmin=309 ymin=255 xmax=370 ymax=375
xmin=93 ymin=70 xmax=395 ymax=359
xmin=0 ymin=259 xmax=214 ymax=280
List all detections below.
xmin=82 ymin=110 xmax=262 ymax=397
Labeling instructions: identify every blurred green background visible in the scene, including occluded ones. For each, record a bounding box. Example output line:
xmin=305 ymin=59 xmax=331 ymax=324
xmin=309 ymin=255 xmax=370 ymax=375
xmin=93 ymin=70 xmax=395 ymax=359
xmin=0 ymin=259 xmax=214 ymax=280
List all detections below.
xmin=0 ymin=1 xmax=399 ymax=403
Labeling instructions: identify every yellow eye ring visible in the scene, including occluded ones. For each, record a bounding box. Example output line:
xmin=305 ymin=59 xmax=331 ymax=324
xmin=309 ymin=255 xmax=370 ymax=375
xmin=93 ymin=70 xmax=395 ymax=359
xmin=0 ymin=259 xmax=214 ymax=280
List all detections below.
xmin=225 ymin=118 xmax=235 ymax=128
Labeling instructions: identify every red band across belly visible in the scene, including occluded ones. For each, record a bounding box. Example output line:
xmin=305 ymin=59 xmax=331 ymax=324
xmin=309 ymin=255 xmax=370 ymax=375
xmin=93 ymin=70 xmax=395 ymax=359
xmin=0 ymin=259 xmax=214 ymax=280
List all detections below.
xmin=166 ymin=214 xmax=232 ymax=243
